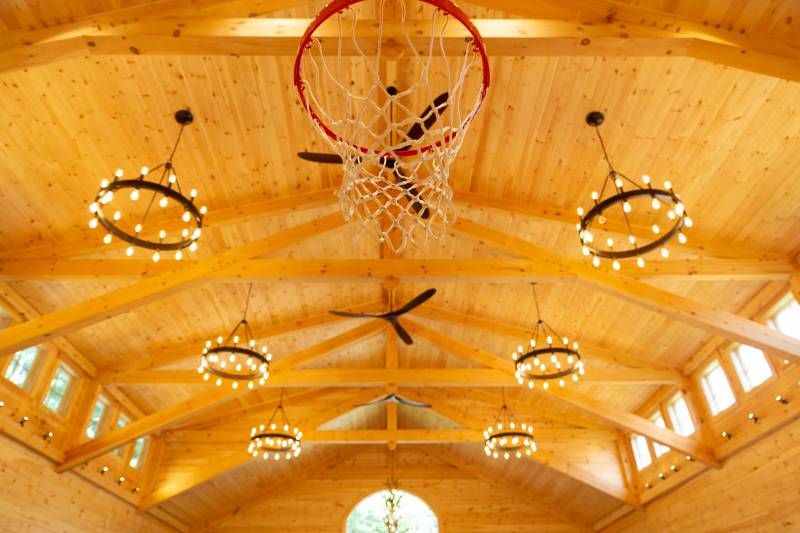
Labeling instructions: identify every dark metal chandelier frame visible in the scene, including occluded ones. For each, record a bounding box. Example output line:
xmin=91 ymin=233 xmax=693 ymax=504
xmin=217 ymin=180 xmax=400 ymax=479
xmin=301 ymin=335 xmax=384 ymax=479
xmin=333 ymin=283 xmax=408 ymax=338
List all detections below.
xmin=199 ymin=284 xmax=271 ymax=389
xmin=248 ymin=390 xmax=303 ymax=461
xmin=513 ymin=284 xmax=583 ymax=389
xmin=577 ymin=111 xmax=693 ymax=269
xmin=88 ymin=109 xmax=205 ymax=261
xmin=483 ymin=390 xmax=536 ymax=460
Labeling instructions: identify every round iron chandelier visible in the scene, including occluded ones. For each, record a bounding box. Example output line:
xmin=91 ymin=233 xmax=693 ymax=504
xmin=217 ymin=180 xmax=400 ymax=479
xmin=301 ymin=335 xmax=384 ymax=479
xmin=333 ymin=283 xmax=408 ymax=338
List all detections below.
xmin=88 ymin=109 xmax=206 ymax=262
xmin=248 ymin=391 xmax=303 ymax=461
xmin=575 ymin=111 xmax=693 ymax=270
xmin=484 ymin=392 xmax=536 ymax=460
xmin=198 ymin=284 xmax=272 ymax=390
xmin=513 ymin=284 xmax=584 ymax=390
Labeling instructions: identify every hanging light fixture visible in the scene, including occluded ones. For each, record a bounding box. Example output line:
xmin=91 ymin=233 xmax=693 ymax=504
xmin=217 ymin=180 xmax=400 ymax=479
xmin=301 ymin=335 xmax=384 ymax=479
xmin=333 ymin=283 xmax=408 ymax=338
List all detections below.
xmin=484 ymin=390 xmax=536 ymax=460
xmin=88 ymin=109 xmax=206 ymax=262
xmin=248 ymin=390 xmax=303 ymax=461
xmin=383 ymin=449 xmax=401 ymax=533
xmin=576 ymin=111 xmax=693 ymax=270
xmin=198 ymin=284 xmax=272 ymax=390
xmin=512 ymin=284 xmax=584 ymax=390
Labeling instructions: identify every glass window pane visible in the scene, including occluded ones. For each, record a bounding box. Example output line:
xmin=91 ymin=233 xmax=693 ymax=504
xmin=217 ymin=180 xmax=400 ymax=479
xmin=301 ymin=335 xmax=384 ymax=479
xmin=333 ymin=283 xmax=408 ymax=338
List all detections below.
xmin=86 ymin=396 xmax=109 ymax=439
xmin=667 ymin=395 xmax=695 ymax=437
xmin=129 ymin=438 xmax=147 ymax=469
xmin=771 ymin=300 xmax=800 ymax=339
xmin=630 ymin=434 xmax=651 ymax=470
xmin=43 ymin=366 xmax=74 ymax=414
xmin=650 ymin=413 xmax=670 ymax=457
xmin=731 ymin=345 xmax=773 ymax=392
xmin=701 ymin=361 xmax=736 ymax=415
xmin=114 ymin=415 xmax=130 ymax=456
xmin=4 ymin=347 xmax=39 ymax=389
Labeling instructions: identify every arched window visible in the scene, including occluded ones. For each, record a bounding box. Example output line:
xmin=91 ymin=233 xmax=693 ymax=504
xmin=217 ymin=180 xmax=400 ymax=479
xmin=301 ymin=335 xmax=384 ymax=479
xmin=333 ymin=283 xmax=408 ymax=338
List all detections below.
xmin=346 ymin=489 xmax=438 ymax=533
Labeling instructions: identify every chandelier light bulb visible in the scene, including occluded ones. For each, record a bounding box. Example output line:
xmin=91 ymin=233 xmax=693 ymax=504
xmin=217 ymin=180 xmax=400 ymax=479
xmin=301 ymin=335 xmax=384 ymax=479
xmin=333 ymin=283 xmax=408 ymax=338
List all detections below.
xmin=642 ymin=174 xmax=650 ymax=184
xmin=675 ymin=203 xmax=685 ymax=216
xmin=637 ymin=256 xmax=645 ymax=268
xmin=651 ymin=197 xmax=661 ymax=209
xmin=612 ymin=259 xmax=620 ymax=270
xmin=140 ymin=166 xmax=149 ymax=176
xmin=684 ymin=217 xmax=693 ymax=228
xmin=103 ymin=233 xmax=112 ymax=244
xmin=89 ymin=202 xmax=99 ymax=213
xmin=113 ymin=211 xmax=121 ymax=221
xmin=652 ymin=224 xmax=660 ymax=234
xmin=664 ymin=180 xmax=672 ymax=190
xmin=100 ymin=179 xmax=109 ymax=188
xmin=130 ymin=189 xmax=140 ymax=201
xmin=623 ymin=201 xmax=632 ymax=213
xmin=115 ymin=168 xmax=124 ymax=178
xmin=159 ymin=229 xmax=166 ymax=239
xmin=591 ymin=191 xmax=599 ymax=200
xmin=126 ymin=246 xmax=134 ymax=257
xmin=189 ymin=242 xmax=198 ymax=252
xmin=89 ymin=218 xmax=99 ymax=229
xmin=678 ymin=233 xmax=687 ymax=244
xmin=182 ymin=211 xmax=191 ymax=222
xmin=168 ymin=173 xmax=177 ymax=184
xmin=660 ymin=247 xmax=669 ymax=258
xmin=134 ymin=223 xmax=142 ymax=233
xmin=200 ymin=206 xmax=207 ymax=215
xmin=576 ymin=207 xmax=584 ymax=216
xmin=614 ymin=178 xmax=623 ymax=188
xmin=159 ymin=196 xmax=168 ymax=208
xmin=174 ymin=250 xmax=183 ymax=260
xmin=592 ymin=256 xmax=600 ymax=268
xmin=152 ymin=251 xmax=160 ymax=262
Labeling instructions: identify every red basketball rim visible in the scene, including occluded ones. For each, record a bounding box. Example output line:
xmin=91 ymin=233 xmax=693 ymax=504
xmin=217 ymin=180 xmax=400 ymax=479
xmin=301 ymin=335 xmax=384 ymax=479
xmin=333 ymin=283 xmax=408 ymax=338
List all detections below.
xmin=294 ymin=0 xmax=491 ymax=158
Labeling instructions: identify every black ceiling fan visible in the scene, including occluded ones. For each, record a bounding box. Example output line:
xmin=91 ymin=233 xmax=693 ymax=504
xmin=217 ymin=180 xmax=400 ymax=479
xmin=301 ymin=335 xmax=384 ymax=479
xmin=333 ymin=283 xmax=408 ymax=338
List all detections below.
xmin=356 ymin=392 xmax=431 ymax=409
xmin=298 ymin=90 xmax=450 ymax=219
xmin=329 ymin=288 xmax=436 ymax=345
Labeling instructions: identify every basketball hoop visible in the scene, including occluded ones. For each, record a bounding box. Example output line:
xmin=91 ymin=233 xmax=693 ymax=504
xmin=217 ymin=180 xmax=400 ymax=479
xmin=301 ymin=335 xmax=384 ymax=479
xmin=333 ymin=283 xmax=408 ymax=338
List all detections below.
xmin=294 ymin=0 xmax=490 ymax=253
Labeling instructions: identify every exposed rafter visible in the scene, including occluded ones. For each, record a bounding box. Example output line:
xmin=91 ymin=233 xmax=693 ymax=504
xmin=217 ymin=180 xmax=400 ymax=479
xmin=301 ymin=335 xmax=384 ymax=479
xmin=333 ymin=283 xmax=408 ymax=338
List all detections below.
xmin=0 ymin=213 xmax=345 ymax=355
xmin=0 ymin=257 xmax=789 ymax=283
xmin=451 ymin=217 xmax=800 ymax=363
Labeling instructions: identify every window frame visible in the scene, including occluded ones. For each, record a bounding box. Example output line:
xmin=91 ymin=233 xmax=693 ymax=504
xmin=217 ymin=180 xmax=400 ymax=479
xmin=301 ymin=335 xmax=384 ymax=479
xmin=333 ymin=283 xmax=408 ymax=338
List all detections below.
xmin=700 ymin=359 xmax=737 ymax=416
xmin=2 ymin=346 xmax=43 ymax=392
xmin=649 ymin=412 xmax=670 ymax=458
xmin=41 ymin=362 xmax=78 ymax=416
xmin=729 ymin=344 xmax=775 ymax=393
xmin=666 ymin=394 xmax=695 ymax=437
xmin=85 ymin=394 xmax=112 ymax=439
xmin=128 ymin=437 xmax=149 ymax=469
xmin=629 ymin=434 xmax=652 ymax=471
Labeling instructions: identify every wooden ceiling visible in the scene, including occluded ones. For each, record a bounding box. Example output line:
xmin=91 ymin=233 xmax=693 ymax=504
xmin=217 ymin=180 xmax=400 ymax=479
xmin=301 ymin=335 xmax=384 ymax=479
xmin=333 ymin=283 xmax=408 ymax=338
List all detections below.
xmin=1 ymin=0 xmax=800 ymax=530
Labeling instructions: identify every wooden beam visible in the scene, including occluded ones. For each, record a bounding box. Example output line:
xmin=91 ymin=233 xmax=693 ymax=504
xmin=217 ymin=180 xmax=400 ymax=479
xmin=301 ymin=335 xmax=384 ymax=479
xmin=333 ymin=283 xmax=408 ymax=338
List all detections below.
xmin=1 ymin=188 xmax=336 ymax=260
xmin=78 ymin=17 xmax=697 ymax=58
xmin=304 ymin=429 xmax=480 ymax=443
xmin=99 ymin=367 xmax=678 ymax=386
xmin=543 ymin=388 xmax=721 ymax=468
xmin=139 ymin=388 xmax=346 ymax=509
xmin=454 ymin=190 xmax=785 ymax=261
xmin=0 ymin=0 xmax=307 ymax=75
xmin=0 ymin=257 xmax=788 ymax=282
xmin=409 ymin=303 xmax=676 ymax=370
xmin=57 ymin=388 xmax=233 ymax=472
xmin=99 ymin=302 xmax=382 ymax=374
xmin=465 ymin=0 xmax=800 ymax=82
xmin=57 ymin=320 xmax=368 ymax=472
xmin=451 ymin=218 xmax=800 ymax=363
xmin=0 ymin=213 xmax=344 ymax=355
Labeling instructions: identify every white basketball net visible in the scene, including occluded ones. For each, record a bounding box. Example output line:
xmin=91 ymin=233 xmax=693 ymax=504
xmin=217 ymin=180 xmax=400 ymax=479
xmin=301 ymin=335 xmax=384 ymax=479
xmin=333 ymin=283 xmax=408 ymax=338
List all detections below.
xmin=297 ymin=0 xmax=488 ymax=253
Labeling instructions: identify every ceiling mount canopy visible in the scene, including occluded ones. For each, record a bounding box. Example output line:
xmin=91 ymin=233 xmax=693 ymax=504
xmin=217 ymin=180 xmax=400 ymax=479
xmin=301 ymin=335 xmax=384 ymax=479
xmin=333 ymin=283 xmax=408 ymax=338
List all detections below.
xmin=88 ymin=109 xmax=206 ymax=262
xmin=575 ymin=110 xmax=694 ymax=270
xmin=483 ymin=390 xmax=536 ymax=460
xmin=248 ymin=390 xmax=303 ymax=461
xmin=513 ymin=284 xmax=584 ymax=390
xmin=198 ymin=284 xmax=272 ymax=390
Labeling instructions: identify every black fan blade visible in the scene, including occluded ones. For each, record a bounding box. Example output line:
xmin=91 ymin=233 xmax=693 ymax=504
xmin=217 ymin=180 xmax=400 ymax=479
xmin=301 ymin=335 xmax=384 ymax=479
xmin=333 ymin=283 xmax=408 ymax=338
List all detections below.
xmin=355 ymin=393 xmax=431 ymax=409
xmin=396 ymin=397 xmax=432 ymax=408
xmin=404 ymin=92 xmax=449 ymax=142
xmin=389 ymin=289 xmax=436 ymax=317
xmin=387 ymin=316 xmax=414 ymax=345
xmin=297 ymin=151 xmax=343 ymax=164
xmin=329 ymin=310 xmax=383 ymax=319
